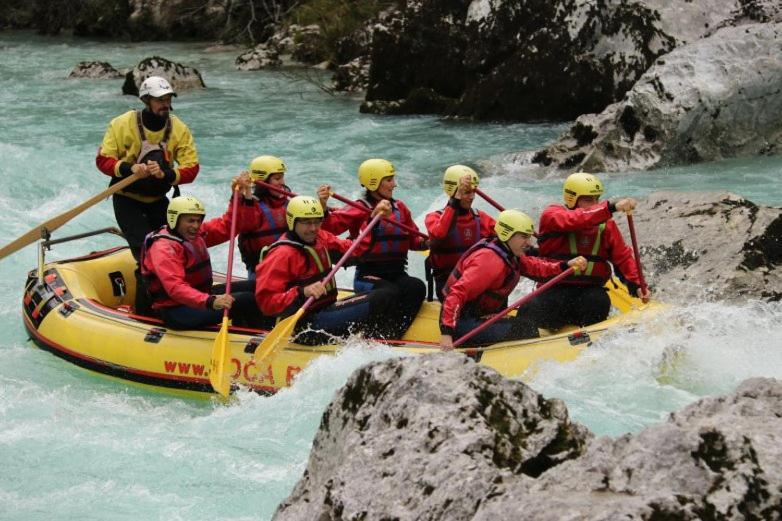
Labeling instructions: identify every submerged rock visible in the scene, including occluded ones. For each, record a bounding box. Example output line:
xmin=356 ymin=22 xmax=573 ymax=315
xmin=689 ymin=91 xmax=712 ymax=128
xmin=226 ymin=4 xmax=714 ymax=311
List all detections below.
xmin=533 ymin=22 xmax=782 ymax=173
xmin=623 ymin=191 xmax=782 ymax=302
xmin=121 ymin=56 xmax=205 ymax=96
xmin=68 ymin=61 xmax=122 ymax=79
xmin=273 ymin=354 xmax=591 ymax=520
xmin=275 ymin=355 xmax=782 ymax=520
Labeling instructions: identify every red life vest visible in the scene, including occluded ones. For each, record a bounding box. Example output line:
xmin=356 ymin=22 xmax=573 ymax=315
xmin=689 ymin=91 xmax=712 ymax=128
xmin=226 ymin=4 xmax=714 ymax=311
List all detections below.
xmin=260 ymin=234 xmax=338 ymax=315
xmin=537 ymin=223 xmax=610 ymax=285
xmin=356 ymin=197 xmax=409 ymax=271
xmin=443 ymin=238 xmax=520 ymax=316
xmin=140 ymin=227 xmax=213 ymax=307
xmin=238 ymin=195 xmax=288 ymax=269
xmin=428 ymin=208 xmax=481 ymax=273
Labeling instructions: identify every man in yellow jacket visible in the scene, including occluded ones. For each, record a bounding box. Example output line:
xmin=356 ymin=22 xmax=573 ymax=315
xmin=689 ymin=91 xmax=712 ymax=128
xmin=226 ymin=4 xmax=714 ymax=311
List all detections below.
xmin=96 ymin=75 xmax=200 ymax=260
xmin=96 ymin=75 xmax=200 ymax=314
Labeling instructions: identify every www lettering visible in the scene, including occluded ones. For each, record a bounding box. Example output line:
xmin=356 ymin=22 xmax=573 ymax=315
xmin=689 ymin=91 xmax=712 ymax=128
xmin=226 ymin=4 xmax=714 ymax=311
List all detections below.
xmin=163 ymin=360 xmax=206 ymax=376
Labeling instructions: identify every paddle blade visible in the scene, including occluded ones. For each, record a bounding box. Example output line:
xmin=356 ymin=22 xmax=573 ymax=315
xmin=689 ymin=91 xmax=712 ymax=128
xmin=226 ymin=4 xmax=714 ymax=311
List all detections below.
xmin=209 ymin=317 xmax=232 ymax=397
xmin=254 ymin=309 xmax=303 ymax=364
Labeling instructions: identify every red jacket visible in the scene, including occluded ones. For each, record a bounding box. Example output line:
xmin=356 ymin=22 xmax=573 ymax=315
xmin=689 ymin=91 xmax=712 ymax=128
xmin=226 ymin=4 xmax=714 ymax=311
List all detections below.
xmin=140 ymin=204 xmax=255 ymax=310
xmin=209 ymin=192 xmax=288 ymax=269
xmin=537 ymin=202 xmax=640 ymax=287
xmin=425 ymin=201 xmax=495 ymax=274
xmin=255 ymin=230 xmax=353 ymax=318
xmin=440 ymin=239 xmax=564 ymax=335
xmin=322 ymin=196 xmax=427 ymax=273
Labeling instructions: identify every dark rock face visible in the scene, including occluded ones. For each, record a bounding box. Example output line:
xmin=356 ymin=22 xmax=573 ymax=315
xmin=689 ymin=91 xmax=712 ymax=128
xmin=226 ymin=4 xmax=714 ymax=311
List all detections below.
xmin=273 ymin=354 xmax=592 ymax=520
xmin=532 ymin=22 xmax=782 ymax=172
xmin=68 ymin=61 xmax=123 ymax=79
xmin=620 ymin=191 xmax=782 ymax=303
xmin=121 ymin=56 xmax=206 ymax=96
xmin=275 ymin=354 xmax=782 ymax=520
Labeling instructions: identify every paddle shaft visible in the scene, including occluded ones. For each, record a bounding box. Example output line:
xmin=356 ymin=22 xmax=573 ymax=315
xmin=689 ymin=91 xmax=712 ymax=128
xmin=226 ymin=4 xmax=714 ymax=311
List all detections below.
xmin=299 ymin=212 xmax=384 ymax=313
xmin=626 ymin=214 xmax=648 ymax=294
xmin=453 ymin=267 xmax=575 ymax=348
xmin=474 ymin=187 xmax=505 ymax=212
xmin=0 ymin=172 xmax=142 ymax=260
xmin=223 ymin=189 xmax=241 ymax=313
xmin=254 ymin=180 xmax=429 ymax=240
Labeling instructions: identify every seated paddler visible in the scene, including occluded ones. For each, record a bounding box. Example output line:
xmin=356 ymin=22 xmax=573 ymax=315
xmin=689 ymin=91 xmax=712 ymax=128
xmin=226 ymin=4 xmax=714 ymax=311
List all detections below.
xmin=255 ymin=195 xmax=420 ymax=345
xmin=140 ymin=189 xmax=262 ymax=330
xmin=439 ymin=209 xmax=587 ymax=351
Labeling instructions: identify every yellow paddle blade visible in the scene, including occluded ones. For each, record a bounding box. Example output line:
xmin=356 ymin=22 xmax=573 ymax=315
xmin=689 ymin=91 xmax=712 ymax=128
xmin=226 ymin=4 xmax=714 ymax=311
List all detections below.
xmin=416 ymin=249 xmax=429 ymax=257
xmin=209 ymin=316 xmax=232 ymax=397
xmin=254 ymin=308 xmax=303 ymax=364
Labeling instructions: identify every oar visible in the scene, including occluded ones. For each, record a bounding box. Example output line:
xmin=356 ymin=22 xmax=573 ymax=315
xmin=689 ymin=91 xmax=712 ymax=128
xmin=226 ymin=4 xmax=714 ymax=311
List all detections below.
xmin=209 ymin=188 xmax=241 ymax=397
xmin=474 ymin=187 xmax=505 ymax=212
xmin=626 ymin=212 xmax=649 ymax=296
xmin=453 ymin=267 xmax=575 ymax=348
xmin=254 ymin=180 xmax=429 ymax=240
xmin=253 ymin=212 xmax=385 ymax=364
xmin=0 ymin=172 xmax=142 ymax=260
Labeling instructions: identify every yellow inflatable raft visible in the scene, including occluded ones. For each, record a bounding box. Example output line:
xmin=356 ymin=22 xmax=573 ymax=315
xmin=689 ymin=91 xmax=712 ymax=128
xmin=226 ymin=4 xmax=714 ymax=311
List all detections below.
xmin=23 ymin=244 xmax=660 ymax=398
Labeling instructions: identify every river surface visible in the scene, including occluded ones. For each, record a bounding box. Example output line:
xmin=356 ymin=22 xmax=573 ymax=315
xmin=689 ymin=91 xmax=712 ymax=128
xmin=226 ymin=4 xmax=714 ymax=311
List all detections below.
xmin=1 ymin=31 xmax=781 ymax=520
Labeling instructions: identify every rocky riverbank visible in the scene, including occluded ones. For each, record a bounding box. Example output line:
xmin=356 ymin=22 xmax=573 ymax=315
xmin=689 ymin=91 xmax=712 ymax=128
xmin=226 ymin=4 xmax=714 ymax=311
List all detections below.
xmin=273 ymin=354 xmax=782 ymax=520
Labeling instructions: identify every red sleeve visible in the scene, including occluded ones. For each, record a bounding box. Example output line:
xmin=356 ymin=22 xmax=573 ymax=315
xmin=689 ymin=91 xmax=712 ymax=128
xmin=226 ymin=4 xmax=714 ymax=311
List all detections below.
xmin=200 ymin=199 xmax=259 ymax=247
xmin=440 ymin=250 xmax=508 ymax=333
xmin=539 ymin=202 xmax=612 ymax=233
xmin=603 ymin=221 xmax=641 ymax=284
xmin=479 ymin=210 xmax=496 ymax=238
xmin=425 ymin=207 xmax=455 ymax=240
xmin=321 ymin=203 xmax=367 ymax=237
xmin=176 ymin=164 xmax=199 ymax=185
xmin=95 ymin=149 xmax=120 ymax=178
xmin=518 ymin=255 xmax=566 ymax=280
xmin=254 ymin=246 xmax=305 ymax=317
xmin=147 ymin=240 xmax=210 ymax=308
xmin=396 ymin=201 xmax=427 ymax=250
xmin=319 ymin=229 xmax=352 ymax=255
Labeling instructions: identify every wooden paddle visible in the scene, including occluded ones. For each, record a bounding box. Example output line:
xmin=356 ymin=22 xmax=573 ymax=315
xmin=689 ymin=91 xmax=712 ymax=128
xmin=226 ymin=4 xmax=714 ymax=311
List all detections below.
xmin=474 ymin=187 xmax=505 ymax=212
xmin=253 ymin=180 xmax=429 ymax=240
xmin=453 ymin=267 xmax=574 ymax=348
xmin=626 ymin=212 xmax=649 ymax=296
xmin=0 ymin=172 xmax=142 ymax=260
xmin=209 ymin=188 xmax=241 ymax=397
xmin=253 ymin=213 xmax=384 ymax=364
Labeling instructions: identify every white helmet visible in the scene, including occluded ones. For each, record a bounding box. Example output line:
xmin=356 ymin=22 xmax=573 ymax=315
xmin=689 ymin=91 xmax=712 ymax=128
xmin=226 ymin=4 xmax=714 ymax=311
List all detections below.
xmin=139 ymin=76 xmax=177 ymax=100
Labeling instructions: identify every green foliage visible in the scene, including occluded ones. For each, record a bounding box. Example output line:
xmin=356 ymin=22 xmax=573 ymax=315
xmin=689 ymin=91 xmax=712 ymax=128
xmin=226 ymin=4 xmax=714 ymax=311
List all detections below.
xmin=289 ymin=0 xmax=397 ymax=63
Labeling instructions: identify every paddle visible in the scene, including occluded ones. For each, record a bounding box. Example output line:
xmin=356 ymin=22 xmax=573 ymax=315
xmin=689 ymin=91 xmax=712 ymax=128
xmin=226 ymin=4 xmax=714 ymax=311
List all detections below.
xmin=253 ymin=212 xmax=385 ymax=364
xmin=626 ymin=212 xmax=649 ymax=296
xmin=0 ymin=172 xmax=142 ymax=260
xmin=209 ymin=188 xmax=241 ymax=397
xmin=253 ymin=180 xmax=429 ymax=240
xmin=453 ymin=267 xmax=575 ymax=348
xmin=474 ymin=187 xmax=505 ymax=212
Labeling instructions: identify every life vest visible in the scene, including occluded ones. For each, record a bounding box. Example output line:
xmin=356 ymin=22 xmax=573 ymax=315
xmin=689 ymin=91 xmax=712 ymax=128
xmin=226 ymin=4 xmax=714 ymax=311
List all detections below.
xmin=537 ymin=223 xmax=610 ymax=285
xmin=260 ymin=235 xmax=338 ymax=315
xmin=443 ymin=238 xmax=520 ymax=317
xmin=115 ymin=110 xmax=175 ymax=198
xmin=429 ymin=208 xmax=481 ymax=272
xmin=238 ymin=196 xmax=288 ymax=269
xmin=355 ymin=197 xmax=408 ymax=273
xmin=140 ymin=227 xmax=213 ymax=307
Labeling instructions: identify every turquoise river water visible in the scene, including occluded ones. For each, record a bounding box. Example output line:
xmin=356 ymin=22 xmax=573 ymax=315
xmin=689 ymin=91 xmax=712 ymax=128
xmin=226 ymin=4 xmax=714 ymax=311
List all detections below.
xmin=1 ymin=32 xmax=781 ymax=520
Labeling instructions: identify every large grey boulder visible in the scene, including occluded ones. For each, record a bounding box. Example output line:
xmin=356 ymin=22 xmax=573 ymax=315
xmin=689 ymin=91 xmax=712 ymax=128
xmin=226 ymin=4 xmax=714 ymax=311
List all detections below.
xmin=68 ymin=61 xmax=123 ymax=79
xmin=273 ymin=354 xmax=592 ymax=520
xmin=474 ymin=377 xmax=782 ymax=520
xmin=235 ymin=24 xmax=324 ymax=71
xmin=275 ymin=355 xmax=782 ymax=520
xmin=621 ymin=191 xmax=782 ymax=303
xmin=533 ymin=22 xmax=782 ymax=172
xmin=121 ymin=56 xmax=206 ymax=96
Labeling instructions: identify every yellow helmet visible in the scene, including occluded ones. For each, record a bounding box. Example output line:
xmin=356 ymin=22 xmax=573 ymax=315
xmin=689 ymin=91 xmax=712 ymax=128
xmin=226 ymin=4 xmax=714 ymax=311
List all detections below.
xmin=563 ymin=172 xmax=604 ymax=209
xmin=443 ymin=165 xmax=479 ymax=197
xmin=358 ymin=158 xmax=395 ymax=191
xmin=494 ymin=209 xmax=535 ymax=242
xmin=285 ymin=195 xmax=324 ymax=231
xmin=249 ymin=155 xmax=286 ymax=182
xmin=167 ymin=196 xmax=205 ymax=229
